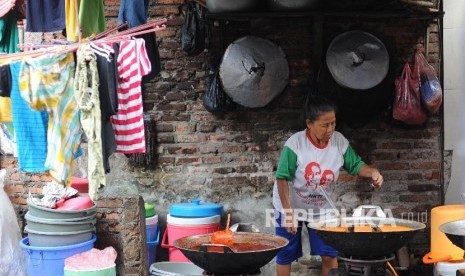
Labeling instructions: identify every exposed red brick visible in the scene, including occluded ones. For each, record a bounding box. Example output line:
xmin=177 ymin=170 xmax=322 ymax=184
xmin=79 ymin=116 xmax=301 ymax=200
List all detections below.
xmin=97 ymin=199 xmax=124 ymax=209
xmin=4 ymin=184 xmax=24 ymax=194
xmin=105 ymin=212 xmax=121 ymax=220
xmin=28 ymin=187 xmax=43 ymax=195
xmin=0 ymin=156 xmax=17 ymax=168
xmin=9 ymin=196 xmax=27 ymax=205
xmin=175 ymin=157 xmax=201 ymax=164
xmin=10 ymin=173 xmax=20 ymax=181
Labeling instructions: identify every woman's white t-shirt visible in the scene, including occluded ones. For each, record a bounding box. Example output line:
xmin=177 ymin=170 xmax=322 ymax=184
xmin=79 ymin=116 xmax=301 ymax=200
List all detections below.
xmin=272 ymin=130 xmax=364 ymax=221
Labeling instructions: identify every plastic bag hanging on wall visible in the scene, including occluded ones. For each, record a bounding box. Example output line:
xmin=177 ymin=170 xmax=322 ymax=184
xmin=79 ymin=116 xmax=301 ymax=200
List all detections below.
xmin=180 ymin=0 xmax=205 ymax=56
xmin=392 ymin=62 xmax=427 ymax=125
xmin=203 ymin=69 xmax=234 ymax=113
xmin=415 ymin=51 xmax=443 ymax=115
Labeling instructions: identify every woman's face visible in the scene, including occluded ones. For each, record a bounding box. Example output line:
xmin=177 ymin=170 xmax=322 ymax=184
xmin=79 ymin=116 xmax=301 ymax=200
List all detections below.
xmin=306 ymin=111 xmax=336 ymax=143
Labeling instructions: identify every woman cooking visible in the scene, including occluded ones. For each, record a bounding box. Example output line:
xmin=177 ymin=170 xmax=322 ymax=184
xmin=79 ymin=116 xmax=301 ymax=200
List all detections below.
xmin=273 ymin=96 xmax=383 ymax=276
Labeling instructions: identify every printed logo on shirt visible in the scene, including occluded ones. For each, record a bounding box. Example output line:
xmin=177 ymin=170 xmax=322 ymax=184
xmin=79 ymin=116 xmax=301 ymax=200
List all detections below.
xmin=304 ymin=162 xmax=335 ymax=190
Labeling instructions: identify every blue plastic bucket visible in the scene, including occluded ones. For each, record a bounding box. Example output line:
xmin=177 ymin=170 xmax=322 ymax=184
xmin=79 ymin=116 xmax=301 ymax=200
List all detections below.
xmin=20 ymin=234 xmax=96 ymax=276
xmin=147 ymin=231 xmax=160 ymax=271
xmin=147 ymin=223 xmax=158 ymax=242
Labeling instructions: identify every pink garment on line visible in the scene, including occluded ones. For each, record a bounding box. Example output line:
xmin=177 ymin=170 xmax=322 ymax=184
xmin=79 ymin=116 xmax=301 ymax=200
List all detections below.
xmin=111 ymin=38 xmax=151 ymax=154
xmin=0 ymin=0 xmax=15 ymax=18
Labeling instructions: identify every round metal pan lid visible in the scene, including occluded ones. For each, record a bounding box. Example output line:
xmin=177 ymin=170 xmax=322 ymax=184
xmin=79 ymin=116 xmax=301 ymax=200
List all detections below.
xmin=220 ymin=36 xmax=289 ymax=108
xmin=326 ymin=30 xmax=389 ymax=90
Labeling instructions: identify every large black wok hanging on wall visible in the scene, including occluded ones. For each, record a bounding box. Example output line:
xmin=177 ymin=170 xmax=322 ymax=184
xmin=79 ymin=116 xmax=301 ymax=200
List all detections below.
xmin=326 ymin=30 xmax=389 ymax=90
xmin=219 ymin=36 xmax=289 ymax=108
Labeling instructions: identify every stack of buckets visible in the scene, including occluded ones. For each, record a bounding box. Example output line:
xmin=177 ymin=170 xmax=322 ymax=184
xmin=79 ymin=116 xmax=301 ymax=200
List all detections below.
xmin=422 ymin=205 xmax=465 ymax=276
xmin=161 ymin=199 xmax=223 ymax=262
xmin=145 ymin=203 xmax=159 ymax=270
xmin=19 ymin=198 xmax=97 ymax=275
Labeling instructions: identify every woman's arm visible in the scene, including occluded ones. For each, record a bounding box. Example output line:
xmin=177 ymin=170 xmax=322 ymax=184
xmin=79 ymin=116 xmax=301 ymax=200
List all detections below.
xmin=277 ymin=178 xmax=297 ymax=234
xmin=357 ymin=165 xmax=383 ymax=188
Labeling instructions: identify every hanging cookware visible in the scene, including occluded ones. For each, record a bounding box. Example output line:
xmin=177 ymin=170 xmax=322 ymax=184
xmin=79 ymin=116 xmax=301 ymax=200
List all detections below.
xmin=206 ymin=0 xmax=260 ymax=13
xmin=268 ymin=0 xmax=320 ymax=11
xmin=173 ymin=232 xmax=288 ymax=274
xmin=307 ymin=205 xmax=426 ymax=258
xmin=326 ymin=30 xmax=389 ymax=90
xmin=439 ymin=219 xmax=465 ymax=251
xmin=219 ymin=36 xmax=289 ymax=108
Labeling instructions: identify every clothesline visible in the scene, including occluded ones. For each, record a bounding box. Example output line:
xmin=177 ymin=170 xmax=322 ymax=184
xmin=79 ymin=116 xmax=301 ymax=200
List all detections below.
xmin=0 ymin=18 xmax=167 ymax=65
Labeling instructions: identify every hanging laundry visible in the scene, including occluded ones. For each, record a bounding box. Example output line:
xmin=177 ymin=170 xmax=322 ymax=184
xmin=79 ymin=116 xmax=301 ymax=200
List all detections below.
xmin=25 ymin=0 xmax=65 ymax=32
xmin=10 ymin=61 xmax=48 ymax=172
xmin=118 ymin=0 xmax=149 ymax=29
xmin=79 ymin=0 xmax=105 ymax=38
xmin=0 ymin=9 xmax=18 ymax=53
xmin=0 ymin=0 xmax=15 ymax=18
xmin=138 ymin=32 xmax=161 ymax=84
xmin=0 ymin=64 xmax=12 ymax=122
xmin=0 ymin=97 xmax=12 ymax=122
xmin=74 ymin=46 xmax=105 ymax=200
xmin=15 ymin=0 xmax=25 ymax=19
xmin=90 ymin=42 xmax=119 ymax=173
xmin=111 ymin=39 xmax=151 ymax=154
xmin=65 ymin=0 xmax=105 ymax=41
xmin=118 ymin=0 xmax=161 ymax=83
xmin=0 ymin=64 xmax=11 ymax=96
xmin=19 ymin=53 xmax=81 ymax=185
xmin=64 ymin=0 xmax=79 ymax=41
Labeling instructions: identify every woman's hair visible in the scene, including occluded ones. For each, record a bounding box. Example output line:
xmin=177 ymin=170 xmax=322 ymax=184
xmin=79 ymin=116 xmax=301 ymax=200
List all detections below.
xmin=305 ymin=96 xmax=338 ymax=122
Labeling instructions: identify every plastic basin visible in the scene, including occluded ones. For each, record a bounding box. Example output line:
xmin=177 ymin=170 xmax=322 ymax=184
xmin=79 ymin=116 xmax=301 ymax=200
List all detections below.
xmin=149 ymin=262 xmax=204 ymax=276
xmin=25 ymin=212 xmax=95 ymax=232
xmin=25 ymin=226 xmax=95 ymax=247
xmin=56 ymin=196 xmax=94 ymax=211
xmin=27 ymin=199 xmax=97 ymax=220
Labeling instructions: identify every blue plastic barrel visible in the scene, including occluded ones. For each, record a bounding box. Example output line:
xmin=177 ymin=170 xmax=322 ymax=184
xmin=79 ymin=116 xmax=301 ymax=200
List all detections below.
xmin=20 ymin=235 xmax=96 ymax=276
xmin=147 ymin=231 xmax=160 ymax=271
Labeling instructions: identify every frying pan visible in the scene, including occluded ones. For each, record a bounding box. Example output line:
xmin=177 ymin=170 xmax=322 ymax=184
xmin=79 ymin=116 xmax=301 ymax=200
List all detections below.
xmin=439 ymin=219 xmax=465 ymax=251
xmin=307 ymin=205 xmax=426 ymax=258
xmin=173 ymin=232 xmax=288 ymax=274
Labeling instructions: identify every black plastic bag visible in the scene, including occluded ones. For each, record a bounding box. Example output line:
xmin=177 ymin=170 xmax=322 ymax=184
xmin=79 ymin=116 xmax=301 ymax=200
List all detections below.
xmin=180 ymin=1 xmax=205 ymax=56
xmin=203 ymin=70 xmax=233 ymax=113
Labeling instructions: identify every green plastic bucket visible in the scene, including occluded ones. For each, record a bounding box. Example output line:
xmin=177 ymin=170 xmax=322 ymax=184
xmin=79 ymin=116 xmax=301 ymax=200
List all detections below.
xmin=64 ymin=264 xmax=116 ymax=276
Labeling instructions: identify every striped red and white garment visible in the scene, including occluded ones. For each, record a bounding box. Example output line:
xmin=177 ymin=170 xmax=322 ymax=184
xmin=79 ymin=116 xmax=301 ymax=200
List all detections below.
xmin=111 ymin=38 xmax=151 ymax=154
xmin=0 ymin=0 xmax=15 ymax=18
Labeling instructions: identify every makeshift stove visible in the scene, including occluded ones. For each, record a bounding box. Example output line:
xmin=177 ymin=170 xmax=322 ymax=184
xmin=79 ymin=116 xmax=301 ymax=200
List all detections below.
xmin=329 ymin=255 xmax=395 ymax=276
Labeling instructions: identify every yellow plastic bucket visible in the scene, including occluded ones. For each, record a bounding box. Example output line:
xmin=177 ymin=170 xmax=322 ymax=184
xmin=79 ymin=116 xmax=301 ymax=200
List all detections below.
xmin=423 ymin=205 xmax=465 ymax=264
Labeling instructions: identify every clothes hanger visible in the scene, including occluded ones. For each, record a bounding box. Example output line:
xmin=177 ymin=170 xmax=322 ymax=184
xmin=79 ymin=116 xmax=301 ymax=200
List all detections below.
xmin=1 ymin=18 xmax=167 ymax=66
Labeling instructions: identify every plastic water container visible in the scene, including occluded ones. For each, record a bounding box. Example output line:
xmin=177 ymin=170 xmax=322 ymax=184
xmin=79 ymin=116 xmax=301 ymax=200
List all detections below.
xmin=161 ymin=199 xmax=222 ymax=262
xmin=149 ymin=262 xmax=204 ymax=276
xmin=434 ymin=261 xmax=465 ymax=276
xmin=20 ymin=235 xmax=96 ymax=276
xmin=147 ymin=231 xmax=160 ymax=270
xmin=424 ymin=205 xmax=465 ymax=263
xmin=145 ymin=203 xmax=159 ymax=269
xmin=146 ymin=215 xmax=159 ymax=242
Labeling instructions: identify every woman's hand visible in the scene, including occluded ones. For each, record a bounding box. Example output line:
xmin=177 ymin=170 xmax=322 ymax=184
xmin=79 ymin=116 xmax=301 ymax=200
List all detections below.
xmin=283 ymin=209 xmax=297 ymax=235
xmin=358 ymin=165 xmax=383 ymax=189
xmin=371 ymin=170 xmax=383 ymax=189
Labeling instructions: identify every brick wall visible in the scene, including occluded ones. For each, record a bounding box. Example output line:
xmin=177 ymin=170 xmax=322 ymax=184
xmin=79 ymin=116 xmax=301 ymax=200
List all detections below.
xmin=1 ymin=0 xmax=442 ymax=273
